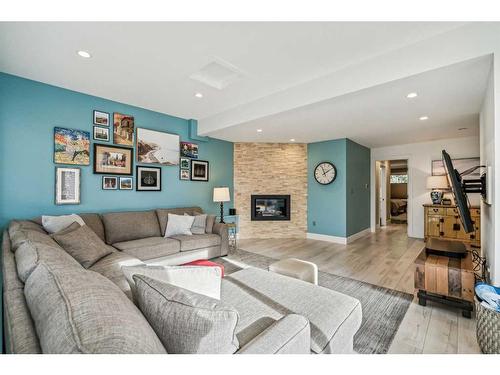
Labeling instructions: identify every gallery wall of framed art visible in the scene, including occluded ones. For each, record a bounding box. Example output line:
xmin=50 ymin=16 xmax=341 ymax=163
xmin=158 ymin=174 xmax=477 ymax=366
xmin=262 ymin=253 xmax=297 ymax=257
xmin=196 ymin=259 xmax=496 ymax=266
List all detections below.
xmin=0 ymin=72 xmax=234 ymax=230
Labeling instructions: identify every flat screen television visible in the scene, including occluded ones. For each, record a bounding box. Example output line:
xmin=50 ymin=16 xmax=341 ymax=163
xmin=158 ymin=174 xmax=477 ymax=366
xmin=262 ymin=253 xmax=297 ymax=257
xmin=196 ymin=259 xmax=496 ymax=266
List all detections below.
xmin=442 ymin=150 xmax=474 ymax=233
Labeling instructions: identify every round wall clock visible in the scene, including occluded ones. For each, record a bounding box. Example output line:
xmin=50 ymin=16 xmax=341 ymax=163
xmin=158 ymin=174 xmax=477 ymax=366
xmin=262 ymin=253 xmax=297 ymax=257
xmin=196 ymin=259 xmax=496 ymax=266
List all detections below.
xmin=314 ymin=162 xmax=337 ymax=185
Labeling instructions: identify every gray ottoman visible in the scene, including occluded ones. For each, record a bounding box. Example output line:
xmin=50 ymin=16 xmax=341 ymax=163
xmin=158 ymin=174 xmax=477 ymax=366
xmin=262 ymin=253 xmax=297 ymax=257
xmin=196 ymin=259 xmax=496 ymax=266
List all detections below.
xmin=269 ymin=258 xmax=318 ymax=285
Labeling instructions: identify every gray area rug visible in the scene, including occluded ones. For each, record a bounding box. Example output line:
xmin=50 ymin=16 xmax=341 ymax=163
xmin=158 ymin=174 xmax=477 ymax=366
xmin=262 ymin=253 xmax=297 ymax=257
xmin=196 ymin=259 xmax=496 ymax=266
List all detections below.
xmin=214 ymin=248 xmax=413 ymax=354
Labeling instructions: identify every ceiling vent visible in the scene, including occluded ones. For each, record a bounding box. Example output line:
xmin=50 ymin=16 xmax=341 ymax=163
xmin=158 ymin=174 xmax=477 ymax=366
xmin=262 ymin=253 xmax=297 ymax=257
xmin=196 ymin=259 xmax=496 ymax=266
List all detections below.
xmin=190 ymin=58 xmax=245 ymax=90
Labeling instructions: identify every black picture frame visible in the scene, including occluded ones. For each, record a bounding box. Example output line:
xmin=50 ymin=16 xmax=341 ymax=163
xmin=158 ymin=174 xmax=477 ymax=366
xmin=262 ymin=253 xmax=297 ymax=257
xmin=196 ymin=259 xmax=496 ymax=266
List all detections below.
xmin=179 ymin=168 xmax=190 ymax=181
xmin=119 ymin=177 xmax=133 ymax=190
xmin=102 ymin=176 xmax=118 ymax=190
xmin=93 ymin=126 xmax=109 ymax=141
xmin=136 ymin=166 xmax=161 ymax=191
xmin=93 ymin=110 xmax=110 ymax=126
xmin=190 ymin=160 xmax=209 ymax=182
xmin=93 ymin=143 xmax=133 ymax=175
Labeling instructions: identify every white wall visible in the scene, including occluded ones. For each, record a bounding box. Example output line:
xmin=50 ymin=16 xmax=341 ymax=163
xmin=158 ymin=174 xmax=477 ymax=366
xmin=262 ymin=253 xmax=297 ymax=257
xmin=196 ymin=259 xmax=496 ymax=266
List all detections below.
xmin=371 ymin=136 xmax=480 ymax=239
xmin=480 ymin=58 xmax=500 ymax=285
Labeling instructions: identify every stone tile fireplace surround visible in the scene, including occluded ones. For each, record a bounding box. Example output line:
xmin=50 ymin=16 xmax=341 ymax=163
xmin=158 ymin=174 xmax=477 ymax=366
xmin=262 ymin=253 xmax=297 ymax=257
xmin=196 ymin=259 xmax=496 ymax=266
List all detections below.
xmin=234 ymin=143 xmax=307 ymax=239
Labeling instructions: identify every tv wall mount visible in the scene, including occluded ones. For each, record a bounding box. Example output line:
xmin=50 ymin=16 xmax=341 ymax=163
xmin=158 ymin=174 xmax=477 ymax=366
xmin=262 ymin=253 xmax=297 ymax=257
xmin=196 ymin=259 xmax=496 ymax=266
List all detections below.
xmin=458 ymin=165 xmax=487 ymax=199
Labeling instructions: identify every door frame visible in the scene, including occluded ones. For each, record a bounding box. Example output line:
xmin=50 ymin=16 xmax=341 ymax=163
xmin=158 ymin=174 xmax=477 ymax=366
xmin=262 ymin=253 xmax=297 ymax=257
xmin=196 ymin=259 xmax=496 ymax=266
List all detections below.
xmin=379 ymin=164 xmax=387 ymax=226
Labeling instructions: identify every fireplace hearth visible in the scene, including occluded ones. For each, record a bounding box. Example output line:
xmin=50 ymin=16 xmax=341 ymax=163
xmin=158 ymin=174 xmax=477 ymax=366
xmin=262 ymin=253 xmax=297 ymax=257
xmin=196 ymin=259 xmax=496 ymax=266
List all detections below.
xmin=251 ymin=195 xmax=290 ymax=221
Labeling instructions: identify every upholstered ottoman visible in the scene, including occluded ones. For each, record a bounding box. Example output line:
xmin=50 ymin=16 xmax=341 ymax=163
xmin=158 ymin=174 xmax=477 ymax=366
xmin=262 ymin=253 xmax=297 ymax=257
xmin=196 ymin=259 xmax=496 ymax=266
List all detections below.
xmin=269 ymin=258 xmax=318 ymax=285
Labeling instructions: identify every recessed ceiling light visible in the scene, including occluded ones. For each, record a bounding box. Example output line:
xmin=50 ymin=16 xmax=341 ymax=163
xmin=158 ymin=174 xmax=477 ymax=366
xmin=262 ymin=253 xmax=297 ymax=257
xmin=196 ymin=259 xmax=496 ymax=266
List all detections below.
xmin=194 ymin=92 xmax=203 ymax=98
xmin=77 ymin=50 xmax=91 ymax=58
xmin=407 ymin=92 xmax=418 ymax=98
xmin=458 ymin=127 xmax=468 ymax=131
xmin=256 ymin=129 xmax=263 ymax=133
xmin=419 ymin=116 xmax=429 ymax=121
xmin=290 ymin=138 xmax=296 ymax=142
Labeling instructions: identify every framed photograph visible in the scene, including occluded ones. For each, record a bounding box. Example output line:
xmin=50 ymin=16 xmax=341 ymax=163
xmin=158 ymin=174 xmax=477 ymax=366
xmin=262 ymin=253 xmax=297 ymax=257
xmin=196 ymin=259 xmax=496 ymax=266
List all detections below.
xmin=54 ymin=127 xmax=90 ymax=165
xmin=93 ymin=126 xmax=109 ymax=141
xmin=102 ymin=176 xmax=118 ymax=190
xmin=136 ymin=127 xmax=180 ymax=165
xmin=113 ymin=113 xmax=134 ymax=146
xmin=432 ymin=157 xmax=480 ymax=180
xmin=180 ymin=169 xmax=190 ymax=180
xmin=137 ymin=166 xmax=161 ymax=191
xmin=55 ymin=167 xmax=81 ymax=205
xmin=180 ymin=141 xmax=199 ymax=159
xmin=190 ymin=160 xmax=209 ymax=182
xmin=93 ymin=143 xmax=133 ymax=175
xmin=93 ymin=110 xmax=110 ymax=126
xmin=180 ymin=157 xmax=190 ymax=169
xmin=119 ymin=177 xmax=133 ymax=190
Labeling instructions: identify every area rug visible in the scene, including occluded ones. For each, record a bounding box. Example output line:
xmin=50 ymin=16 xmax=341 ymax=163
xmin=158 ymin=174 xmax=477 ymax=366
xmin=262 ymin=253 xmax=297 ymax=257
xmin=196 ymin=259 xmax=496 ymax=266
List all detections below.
xmin=214 ymin=248 xmax=413 ymax=354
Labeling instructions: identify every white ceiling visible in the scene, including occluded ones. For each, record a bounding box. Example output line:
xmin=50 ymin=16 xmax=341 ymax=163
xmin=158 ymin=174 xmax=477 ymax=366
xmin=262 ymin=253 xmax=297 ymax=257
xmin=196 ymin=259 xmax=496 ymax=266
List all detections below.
xmin=0 ymin=22 xmax=493 ymax=147
xmin=209 ymin=56 xmax=491 ymax=147
xmin=0 ymin=22 xmax=464 ymax=121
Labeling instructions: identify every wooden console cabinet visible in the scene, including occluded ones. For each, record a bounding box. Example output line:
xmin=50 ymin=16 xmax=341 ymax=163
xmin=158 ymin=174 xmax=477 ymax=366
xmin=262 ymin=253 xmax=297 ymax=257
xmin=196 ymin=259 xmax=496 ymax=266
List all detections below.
xmin=423 ymin=204 xmax=480 ymax=246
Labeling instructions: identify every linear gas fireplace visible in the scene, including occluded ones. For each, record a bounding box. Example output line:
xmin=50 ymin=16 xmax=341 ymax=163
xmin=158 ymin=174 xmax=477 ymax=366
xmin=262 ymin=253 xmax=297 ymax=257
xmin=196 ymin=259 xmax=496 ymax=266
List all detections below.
xmin=251 ymin=195 xmax=291 ymax=221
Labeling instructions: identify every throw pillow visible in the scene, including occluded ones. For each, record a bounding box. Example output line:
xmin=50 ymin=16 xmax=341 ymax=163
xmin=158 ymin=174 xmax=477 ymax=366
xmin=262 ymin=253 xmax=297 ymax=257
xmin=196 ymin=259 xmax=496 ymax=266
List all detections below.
xmin=133 ymin=275 xmax=239 ymax=354
xmin=51 ymin=222 xmax=113 ymax=268
xmin=184 ymin=213 xmax=207 ymax=235
xmin=122 ymin=264 xmax=222 ymax=300
xmin=42 ymin=214 xmax=85 ymax=234
xmin=164 ymin=213 xmax=194 ymax=237
xmin=205 ymin=214 xmax=216 ymax=233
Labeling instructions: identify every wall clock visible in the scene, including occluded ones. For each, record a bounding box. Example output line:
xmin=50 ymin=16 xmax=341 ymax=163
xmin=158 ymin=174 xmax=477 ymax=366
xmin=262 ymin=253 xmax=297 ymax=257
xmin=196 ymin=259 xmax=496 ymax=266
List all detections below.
xmin=314 ymin=162 xmax=337 ymax=185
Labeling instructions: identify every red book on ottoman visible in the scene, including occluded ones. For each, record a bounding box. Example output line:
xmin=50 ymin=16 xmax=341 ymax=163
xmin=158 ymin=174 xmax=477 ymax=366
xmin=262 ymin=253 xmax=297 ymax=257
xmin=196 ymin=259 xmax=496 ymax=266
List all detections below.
xmin=182 ymin=259 xmax=225 ymax=277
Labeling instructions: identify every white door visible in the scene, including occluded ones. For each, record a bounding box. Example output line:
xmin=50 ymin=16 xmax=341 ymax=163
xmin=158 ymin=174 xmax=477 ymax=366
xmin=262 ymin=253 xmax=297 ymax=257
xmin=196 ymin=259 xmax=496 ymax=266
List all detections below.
xmin=379 ymin=165 xmax=387 ymax=226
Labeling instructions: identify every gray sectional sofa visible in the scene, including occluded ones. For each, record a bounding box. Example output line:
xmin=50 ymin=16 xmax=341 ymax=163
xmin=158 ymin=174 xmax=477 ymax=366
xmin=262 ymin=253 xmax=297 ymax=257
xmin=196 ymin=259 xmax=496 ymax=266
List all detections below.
xmin=2 ymin=206 xmax=362 ymax=354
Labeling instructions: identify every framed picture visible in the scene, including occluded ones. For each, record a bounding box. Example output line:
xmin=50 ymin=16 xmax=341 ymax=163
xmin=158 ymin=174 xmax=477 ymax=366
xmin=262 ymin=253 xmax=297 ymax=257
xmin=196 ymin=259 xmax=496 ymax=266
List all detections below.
xmin=113 ymin=113 xmax=134 ymax=146
xmin=93 ymin=126 xmax=109 ymax=141
xmin=180 ymin=169 xmax=190 ymax=180
xmin=190 ymin=160 xmax=209 ymax=181
xmin=136 ymin=127 xmax=180 ymax=165
xmin=180 ymin=157 xmax=190 ymax=169
xmin=54 ymin=127 xmax=90 ymax=165
xmin=102 ymin=176 xmax=118 ymax=190
xmin=93 ymin=110 xmax=110 ymax=126
xmin=119 ymin=177 xmax=133 ymax=190
xmin=180 ymin=141 xmax=199 ymax=159
xmin=93 ymin=143 xmax=133 ymax=175
xmin=432 ymin=157 xmax=480 ymax=180
xmin=137 ymin=166 xmax=161 ymax=191
xmin=55 ymin=167 xmax=81 ymax=205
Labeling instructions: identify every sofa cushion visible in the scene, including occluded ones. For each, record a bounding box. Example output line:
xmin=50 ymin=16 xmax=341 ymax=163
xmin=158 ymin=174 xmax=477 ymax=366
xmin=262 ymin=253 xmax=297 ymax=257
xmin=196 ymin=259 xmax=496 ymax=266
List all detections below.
xmin=8 ymin=220 xmax=53 ymax=252
xmin=134 ymin=275 xmax=239 ymax=354
xmin=171 ymin=233 xmax=221 ymax=252
xmin=51 ymin=222 xmax=114 ymax=268
xmin=222 ymin=267 xmax=362 ymax=354
xmin=102 ymin=210 xmax=161 ymax=244
xmin=24 ymin=263 xmax=166 ymax=354
xmin=89 ymin=252 xmax=143 ymax=300
xmin=41 ymin=214 xmax=85 ymax=234
xmin=15 ymin=240 xmax=82 ymax=283
xmin=113 ymin=237 xmax=180 ymax=261
xmin=123 ymin=264 xmax=222 ymax=301
xmin=79 ymin=213 xmax=106 ymax=242
xmin=205 ymin=214 xmax=216 ymax=234
xmin=156 ymin=207 xmax=203 ymax=236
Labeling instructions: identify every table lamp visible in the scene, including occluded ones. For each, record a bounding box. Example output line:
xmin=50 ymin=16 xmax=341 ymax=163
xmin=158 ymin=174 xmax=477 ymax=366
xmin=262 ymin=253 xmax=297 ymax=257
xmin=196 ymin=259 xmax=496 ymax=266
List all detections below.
xmin=426 ymin=175 xmax=449 ymax=204
xmin=213 ymin=187 xmax=230 ymax=223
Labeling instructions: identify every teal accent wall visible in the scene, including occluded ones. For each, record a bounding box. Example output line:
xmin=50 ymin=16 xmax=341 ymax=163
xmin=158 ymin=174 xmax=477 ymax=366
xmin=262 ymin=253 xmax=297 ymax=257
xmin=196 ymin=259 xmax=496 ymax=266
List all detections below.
xmin=0 ymin=73 xmax=234 ymax=229
xmin=346 ymin=139 xmax=371 ymax=236
xmin=307 ymin=138 xmax=370 ymax=237
xmin=0 ymin=73 xmax=234 ymax=352
xmin=308 ymin=139 xmax=347 ymax=237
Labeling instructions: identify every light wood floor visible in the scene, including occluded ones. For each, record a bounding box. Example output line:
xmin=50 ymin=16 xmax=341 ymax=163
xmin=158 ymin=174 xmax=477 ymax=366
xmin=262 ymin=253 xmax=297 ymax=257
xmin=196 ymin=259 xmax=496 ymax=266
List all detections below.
xmin=238 ymin=224 xmax=481 ymax=354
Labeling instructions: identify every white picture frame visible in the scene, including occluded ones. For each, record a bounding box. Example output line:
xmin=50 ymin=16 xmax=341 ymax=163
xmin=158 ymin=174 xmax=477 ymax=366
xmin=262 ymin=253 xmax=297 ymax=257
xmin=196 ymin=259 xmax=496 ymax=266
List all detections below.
xmin=55 ymin=167 xmax=81 ymax=205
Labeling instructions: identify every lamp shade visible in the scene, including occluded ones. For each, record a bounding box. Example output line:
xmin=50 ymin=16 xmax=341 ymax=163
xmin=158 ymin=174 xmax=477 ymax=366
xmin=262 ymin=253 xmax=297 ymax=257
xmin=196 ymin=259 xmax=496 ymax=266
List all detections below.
xmin=426 ymin=175 xmax=449 ymax=190
xmin=213 ymin=187 xmax=230 ymax=202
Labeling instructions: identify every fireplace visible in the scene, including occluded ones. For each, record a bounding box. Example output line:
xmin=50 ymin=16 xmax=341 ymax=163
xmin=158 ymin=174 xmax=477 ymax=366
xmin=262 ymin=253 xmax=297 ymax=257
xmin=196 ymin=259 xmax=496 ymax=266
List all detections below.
xmin=251 ymin=195 xmax=291 ymax=221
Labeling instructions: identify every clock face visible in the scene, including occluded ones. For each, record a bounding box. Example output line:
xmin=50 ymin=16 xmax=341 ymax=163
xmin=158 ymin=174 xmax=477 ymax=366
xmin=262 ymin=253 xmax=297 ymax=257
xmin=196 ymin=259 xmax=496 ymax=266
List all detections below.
xmin=314 ymin=162 xmax=337 ymax=185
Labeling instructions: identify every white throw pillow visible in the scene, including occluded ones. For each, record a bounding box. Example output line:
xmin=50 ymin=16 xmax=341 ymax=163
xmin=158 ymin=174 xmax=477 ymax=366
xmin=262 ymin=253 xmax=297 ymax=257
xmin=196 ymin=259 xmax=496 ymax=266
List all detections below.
xmin=164 ymin=213 xmax=194 ymax=237
xmin=41 ymin=214 xmax=85 ymax=234
xmin=122 ymin=264 xmax=222 ymax=300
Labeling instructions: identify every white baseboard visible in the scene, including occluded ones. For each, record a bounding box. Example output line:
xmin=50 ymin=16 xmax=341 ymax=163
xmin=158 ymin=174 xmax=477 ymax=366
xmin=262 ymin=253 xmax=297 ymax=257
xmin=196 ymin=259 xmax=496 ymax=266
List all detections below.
xmin=307 ymin=227 xmax=371 ymax=245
